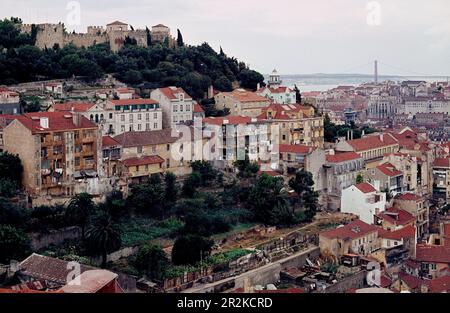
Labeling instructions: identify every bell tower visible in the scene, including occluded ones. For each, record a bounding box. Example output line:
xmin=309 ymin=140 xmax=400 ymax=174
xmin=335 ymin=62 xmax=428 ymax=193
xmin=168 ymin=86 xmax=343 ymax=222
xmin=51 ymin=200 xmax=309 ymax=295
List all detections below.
xmin=268 ymin=69 xmax=282 ymax=88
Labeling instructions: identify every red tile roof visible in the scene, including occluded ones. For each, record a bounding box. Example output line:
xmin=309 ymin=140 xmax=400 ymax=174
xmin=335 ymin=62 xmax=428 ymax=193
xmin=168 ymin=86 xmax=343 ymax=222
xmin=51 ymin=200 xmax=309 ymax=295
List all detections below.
xmin=193 ymin=103 xmax=204 ymax=113
xmin=158 ymin=87 xmax=192 ymax=100
xmin=379 ymin=225 xmax=416 ymax=240
xmin=114 ymin=129 xmax=179 ymax=148
xmin=17 ymin=112 xmax=96 ymax=133
xmin=326 ymin=152 xmax=361 ymax=163
xmin=203 ymin=116 xmax=256 ymax=126
xmin=278 ymin=144 xmax=315 ymax=154
xmin=415 ymin=244 xmax=450 ymax=264
xmin=355 ymin=182 xmax=377 ymax=194
xmin=258 ymin=103 xmax=312 ymax=120
xmin=399 ymin=271 xmax=423 ymax=290
xmin=395 ymin=193 xmax=422 ymax=201
xmin=221 ymin=90 xmax=269 ymax=103
xmin=376 ymin=208 xmax=415 ymax=227
xmin=102 ymin=136 xmax=120 ymax=148
xmin=347 ymin=133 xmax=398 ymax=152
xmin=122 ymin=155 xmax=164 ymax=167
xmin=377 ymin=162 xmax=403 ymax=177
xmin=109 ymin=99 xmax=159 ymax=106
xmin=425 ymin=275 xmax=450 ymax=293
xmin=320 ymin=219 xmax=379 ymax=240
xmin=53 ymin=102 xmax=95 ymax=112
xmin=433 ymin=158 xmax=450 ymax=168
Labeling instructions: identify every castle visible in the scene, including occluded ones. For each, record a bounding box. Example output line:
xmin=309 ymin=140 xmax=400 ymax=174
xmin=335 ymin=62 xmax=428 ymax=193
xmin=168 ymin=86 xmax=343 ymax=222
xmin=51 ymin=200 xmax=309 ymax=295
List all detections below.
xmin=20 ymin=20 xmax=175 ymax=52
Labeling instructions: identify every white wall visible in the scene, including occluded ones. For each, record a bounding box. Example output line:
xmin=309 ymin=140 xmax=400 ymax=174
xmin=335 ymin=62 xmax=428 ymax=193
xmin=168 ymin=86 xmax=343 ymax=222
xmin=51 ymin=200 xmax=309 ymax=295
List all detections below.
xmin=340 ymin=186 xmax=386 ymax=224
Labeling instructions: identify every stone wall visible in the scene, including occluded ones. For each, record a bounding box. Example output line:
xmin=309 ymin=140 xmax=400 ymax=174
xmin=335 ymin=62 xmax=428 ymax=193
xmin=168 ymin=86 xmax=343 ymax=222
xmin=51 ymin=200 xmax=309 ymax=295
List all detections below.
xmin=90 ymin=246 xmax=139 ymax=266
xmin=29 ymin=226 xmax=81 ymax=250
xmin=319 ymin=270 xmax=367 ymax=293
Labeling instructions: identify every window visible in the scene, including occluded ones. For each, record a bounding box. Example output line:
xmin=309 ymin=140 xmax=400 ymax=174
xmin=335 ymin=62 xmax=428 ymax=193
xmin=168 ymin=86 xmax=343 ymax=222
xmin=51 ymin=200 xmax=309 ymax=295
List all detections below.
xmin=146 ymin=123 xmax=150 ymax=131
xmin=121 ymin=125 xmax=125 ymax=132
xmin=109 ymin=113 xmax=113 ymax=119
xmin=173 ymin=105 xmax=178 ymax=112
xmin=138 ymin=114 xmax=142 ymax=120
xmin=129 ymin=114 xmax=133 ymax=122
xmin=166 ymin=144 xmax=170 ymax=151
xmin=154 ymin=123 xmax=158 ymax=129
xmin=121 ymin=115 xmax=125 ymax=122
xmin=180 ymin=105 xmax=184 ymax=112
xmin=166 ymin=158 xmax=170 ymax=168
xmin=75 ymin=157 xmax=80 ymax=167
xmin=146 ymin=113 xmax=150 ymax=121
xmin=138 ymin=124 xmax=142 ymax=131
xmin=154 ymin=113 xmax=158 ymax=119
xmin=186 ymin=105 xmax=190 ymax=112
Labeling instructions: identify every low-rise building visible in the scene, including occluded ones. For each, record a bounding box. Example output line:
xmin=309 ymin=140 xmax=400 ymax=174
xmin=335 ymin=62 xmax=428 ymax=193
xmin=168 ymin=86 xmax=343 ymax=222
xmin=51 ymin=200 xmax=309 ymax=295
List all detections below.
xmin=323 ymin=152 xmax=365 ymax=209
xmin=375 ymin=207 xmax=416 ymax=231
xmin=150 ymin=87 xmax=194 ymax=128
xmin=393 ymin=193 xmax=429 ymax=239
xmin=0 ymin=87 xmax=21 ymax=115
xmin=257 ymin=86 xmax=296 ymax=104
xmin=365 ymin=162 xmax=404 ymax=194
xmin=340 ymin=182 xmax=387 ymax=225
xmin=336 ymin=133 xmax=399 ymax=169
xmin=319 ymin=219 xmax=380 ymax=258
xmin=214 ymin=89 xmax=271 ymax=118
xmin=432 ymin=157 xmax=450 ymax=201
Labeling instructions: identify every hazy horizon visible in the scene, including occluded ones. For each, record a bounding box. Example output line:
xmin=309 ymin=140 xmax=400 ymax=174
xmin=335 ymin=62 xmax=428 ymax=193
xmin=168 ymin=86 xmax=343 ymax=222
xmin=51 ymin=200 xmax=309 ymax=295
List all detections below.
xmin=2 ymin=0 xmax=450 ymax=76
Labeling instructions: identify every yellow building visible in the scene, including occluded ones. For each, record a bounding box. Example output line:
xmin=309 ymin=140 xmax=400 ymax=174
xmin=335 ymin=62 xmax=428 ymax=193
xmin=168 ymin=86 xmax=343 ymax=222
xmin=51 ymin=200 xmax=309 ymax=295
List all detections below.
xmin=258 ymin=103 xmax=324 ymax=148
xmin=214 ymin=89 xmax=271 ymax=117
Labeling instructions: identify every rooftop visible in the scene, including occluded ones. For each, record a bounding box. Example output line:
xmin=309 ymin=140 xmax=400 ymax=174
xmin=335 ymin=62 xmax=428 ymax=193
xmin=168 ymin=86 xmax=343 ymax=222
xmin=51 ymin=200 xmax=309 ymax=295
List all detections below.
xmin=377 ymin=162 xmax=403 ymax=177
xmin=320 ymin=219 xmax=379 ymax=240
xmin=434 ymin=157 xmax=450 ymax=168
xmin=376 ymin=208 xmax=415 ymax=227
xmin=326 ymin=152 xmax=362 ymax=163
xmin=278 ymin=144 xmax=315 ymax=155
xmin=15 ymin=112 xmax=96 ymax=133
xmin=354 ymin=182 xmax=377 ymax=194
xmin=122 ymin=155 xmax=164 ymax=167
xmin=346 ymin=133 xmax=398 ymax=152
xmin=114 ymin=128 xmax=179 ymax=148
xmin=157 ymin=87 xmax=192 ymax=101
xmin=220 ymin=89 xmax=269 ymax=103
xmin=53 ymin=102 xmax=95 ymax=112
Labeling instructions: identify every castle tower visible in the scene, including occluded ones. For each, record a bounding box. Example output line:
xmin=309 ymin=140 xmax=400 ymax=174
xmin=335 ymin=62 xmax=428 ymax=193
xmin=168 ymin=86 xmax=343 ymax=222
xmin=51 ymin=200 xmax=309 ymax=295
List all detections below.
xmin=268 ymin=69 xmax=282 ymax=88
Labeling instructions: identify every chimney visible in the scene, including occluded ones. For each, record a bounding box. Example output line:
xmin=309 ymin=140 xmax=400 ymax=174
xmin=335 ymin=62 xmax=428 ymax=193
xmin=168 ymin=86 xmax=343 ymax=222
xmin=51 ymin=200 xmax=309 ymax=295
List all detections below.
xmin=380 ymin=133 xmax=384 ymax=142
xmin=256 ymin=83 xmax=261 ymax=91
xmin=329 ymin=149 xmax=335 ymax=156
xmin=72 ymin=113 xmax=81 ymax=127
xmin=39 ymin=117 xmax=49 ymax=129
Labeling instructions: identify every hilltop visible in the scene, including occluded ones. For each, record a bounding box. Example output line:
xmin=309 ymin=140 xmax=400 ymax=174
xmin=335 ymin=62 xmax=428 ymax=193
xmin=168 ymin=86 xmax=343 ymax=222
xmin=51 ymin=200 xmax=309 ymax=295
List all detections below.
xmin=0 ymin=17 xmax=264 ymax=99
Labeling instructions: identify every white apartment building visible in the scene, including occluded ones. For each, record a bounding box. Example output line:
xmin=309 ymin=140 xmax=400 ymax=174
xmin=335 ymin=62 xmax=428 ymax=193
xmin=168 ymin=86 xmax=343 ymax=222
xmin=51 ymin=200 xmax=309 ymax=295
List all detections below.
xmin=150 ymin=87 xmax=194 ymax=128
xmin=341 ymin=182 xmax=387 ymax=225
xmin=106 ymin=99 xmax=162 ymax=135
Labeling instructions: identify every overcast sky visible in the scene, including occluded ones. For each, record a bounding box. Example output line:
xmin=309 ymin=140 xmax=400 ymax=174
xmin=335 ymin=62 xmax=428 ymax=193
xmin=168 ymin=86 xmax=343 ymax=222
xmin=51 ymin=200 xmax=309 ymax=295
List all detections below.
xmin=3 ymin=0 xmax=450 ymax=76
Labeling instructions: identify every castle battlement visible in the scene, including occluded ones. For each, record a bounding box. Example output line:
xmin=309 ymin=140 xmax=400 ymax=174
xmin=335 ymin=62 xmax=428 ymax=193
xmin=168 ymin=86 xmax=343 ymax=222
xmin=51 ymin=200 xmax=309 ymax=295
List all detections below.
xmin=21 ymin=20 xmax=174 ymax=52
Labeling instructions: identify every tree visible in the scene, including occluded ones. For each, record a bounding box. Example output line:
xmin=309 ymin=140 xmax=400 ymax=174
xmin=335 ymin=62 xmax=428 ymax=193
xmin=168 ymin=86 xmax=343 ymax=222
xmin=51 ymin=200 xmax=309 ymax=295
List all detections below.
xmin=239 ymin=69 xmax=265 ymax=90
xmin=356 ymin=173 xmax=364 ymax=184
xmin=214 ymin=76 xmax=233 ymax=91
xmin=0 ymin=225 xmax=31 ymax=263
xmin=20 ymin=96 xmax=41 ymax=112
xmin=145 ymin=27 xmax=152 ymax=46
xmin=177 ymin=29 xmax=184 ymax=47
xmin=219 ymin=46 xmax=225 ymax=56
xmin=183 ymin=209 xmax=231 ymax=237
xmin=171 ymin=235 xmax=213 ymax=265
xmin=294 ymin=84 xmax=302 ymax=104
xmin=289 ymin=169 xmax=319 ymax=221
xmin=65 ymin=193 xmax=95 ymax=239
xmin=0 ymin=178 xmax=18 ymax=198
xmin=103 ymin=189 xmax=126 ymax=219
xmin=164 ymin=172 xmax=178 ymax=203
xmin=0 ymin=152 xmax=23 ymax=186
xmin=234 ymin=157 xmax=260 ymax=178
xmin=182 ymin=172 xmax=202 ymax=197
xmin=134 ymin=244 xmax=168 ymax=280
xmin=85 ymin=212 xmax=122 ymax=268
xmin=247 ymin=174 xmax=297 ymax=226
xmin=190 ymin=161 xmax=217 ymax=186
xmin=0 ymin=197 xmax=29 ymax=227
xmin=128 ymin=180 xmax=165 ymax=217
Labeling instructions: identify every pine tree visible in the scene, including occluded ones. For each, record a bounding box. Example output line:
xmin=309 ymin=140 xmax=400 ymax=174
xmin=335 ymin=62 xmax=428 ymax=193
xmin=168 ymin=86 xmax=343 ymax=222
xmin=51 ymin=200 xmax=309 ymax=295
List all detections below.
xmin=219 ymin=46 xmax=225 ymax=56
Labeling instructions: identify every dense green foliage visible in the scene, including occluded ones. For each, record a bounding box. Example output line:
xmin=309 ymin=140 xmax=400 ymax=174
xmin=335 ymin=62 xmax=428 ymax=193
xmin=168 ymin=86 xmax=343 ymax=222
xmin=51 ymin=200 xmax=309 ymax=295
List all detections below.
xmin=0 ymin=152 xmax=23 ymax=188
xmin=0 ymin=18 xmax=265 ymax=99
xmin=85 ymin=211 xmax=122 ymax=267
xmin=134 ymin=244 xmax=169 ymax=280
xmin=247 ymin=174 xmax=301 ymax=226
xmin=0 ymin=224 xmax=31 ymax=263
xmin=324 ymin=114 xmax=377 ymax=143
xmin=289 ymin=169 xmax=319 ymax=221
xmin=171 ymin=234 xmax=214 ymax=265
xmin=65 ymin=192 xmax=95 ymax=239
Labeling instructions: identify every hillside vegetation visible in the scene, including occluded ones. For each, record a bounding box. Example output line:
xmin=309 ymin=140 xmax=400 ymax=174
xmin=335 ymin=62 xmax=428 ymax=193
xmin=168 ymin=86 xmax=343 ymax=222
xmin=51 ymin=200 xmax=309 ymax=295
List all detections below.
xmin=0 ymin=17 xmax=264 ymax=99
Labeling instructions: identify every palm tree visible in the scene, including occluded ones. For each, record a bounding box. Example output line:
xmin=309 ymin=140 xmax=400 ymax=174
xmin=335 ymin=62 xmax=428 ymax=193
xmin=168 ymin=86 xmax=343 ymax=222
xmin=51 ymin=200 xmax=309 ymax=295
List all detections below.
xmin=65 ymin=193 xmax=95 ymax=239
xmin=85 ymin=212 xmax=122 ymax=268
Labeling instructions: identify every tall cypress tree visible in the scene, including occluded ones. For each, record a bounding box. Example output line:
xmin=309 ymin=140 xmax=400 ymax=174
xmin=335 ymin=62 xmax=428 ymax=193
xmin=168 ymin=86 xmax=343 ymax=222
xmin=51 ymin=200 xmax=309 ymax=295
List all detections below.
xmin=145 ymin=26 xmax=152 ymax=46
xmin=177 ymin=29 xmax=184 ymax=47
